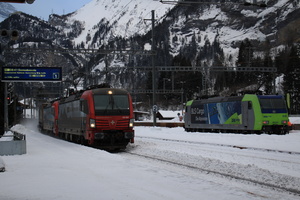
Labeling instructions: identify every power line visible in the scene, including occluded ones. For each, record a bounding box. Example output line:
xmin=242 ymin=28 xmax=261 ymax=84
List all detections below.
xmin=4 ymin=47 xmax=156 ymax=56
xmin=159 ymin=0 xmax=267 ymax=7
xmin=129 ymin=65 xmax=277 ymax=72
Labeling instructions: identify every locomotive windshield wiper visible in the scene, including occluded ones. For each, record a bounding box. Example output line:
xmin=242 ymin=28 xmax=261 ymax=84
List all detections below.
xmin=104 ymin=96 xmax=114 ymax=114
xmin=103 ymin=95 xmax=123 ymax=114
xmin=114 ymin=103 xmax=123 ymax=113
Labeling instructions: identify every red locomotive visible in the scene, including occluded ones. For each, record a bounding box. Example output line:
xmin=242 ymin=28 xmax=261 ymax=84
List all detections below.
xmin=39 ymin=86 xmax=135 ymax=150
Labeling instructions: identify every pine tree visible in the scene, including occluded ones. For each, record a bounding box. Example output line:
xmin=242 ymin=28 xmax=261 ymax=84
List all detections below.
xmin=283 ymin=45 xmax=300 ymax=114
xmin=234 ymin=38 xmax=254 ymax=87
xmin=262 ymin=54 xmax=274 ymax=94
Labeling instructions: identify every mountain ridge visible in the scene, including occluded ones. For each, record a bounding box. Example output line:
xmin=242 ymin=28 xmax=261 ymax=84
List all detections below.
xmin=1 ymin=0 xmax=300 ymax=104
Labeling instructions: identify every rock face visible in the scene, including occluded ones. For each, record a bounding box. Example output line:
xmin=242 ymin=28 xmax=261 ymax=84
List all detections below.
xmin=1 ymin=0 xmax=300 ymax=95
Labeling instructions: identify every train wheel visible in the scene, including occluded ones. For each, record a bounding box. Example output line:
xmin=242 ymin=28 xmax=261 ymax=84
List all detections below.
xmin=79 ymin=136 xmax=87 ymax=146
xmin=65 ymin=133 xmax=69 ymax=141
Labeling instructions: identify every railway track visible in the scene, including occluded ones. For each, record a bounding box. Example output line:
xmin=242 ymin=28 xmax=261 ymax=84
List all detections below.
xmin=135 ymin=136 xmax=300 ymax=155
xmin=123 ymin=136 xmax=300 ymax=197
xmin=133 ymin=136 xmax=300 ymax=169
xmin=125 ymin=149 xmax=300 ymax=197
xmin=135 ymin=136 xmax=300 ymax=167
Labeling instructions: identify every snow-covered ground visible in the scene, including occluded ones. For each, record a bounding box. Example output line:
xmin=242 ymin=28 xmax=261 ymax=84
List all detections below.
xmin=0 ymin=120 xmax=300 ymax=200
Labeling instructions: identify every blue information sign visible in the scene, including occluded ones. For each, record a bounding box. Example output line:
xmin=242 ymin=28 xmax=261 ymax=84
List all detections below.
xmin=1 ymin=67 xmax=62 ymax=82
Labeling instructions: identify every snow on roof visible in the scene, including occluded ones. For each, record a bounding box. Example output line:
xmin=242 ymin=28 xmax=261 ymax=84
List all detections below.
xmin=158 ymin=110 xmax=181 ymax=118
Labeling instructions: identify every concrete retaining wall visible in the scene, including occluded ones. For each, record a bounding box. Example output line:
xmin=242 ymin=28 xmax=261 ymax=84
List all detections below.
xmin=0 ymin=132 xmax=26 ymax=156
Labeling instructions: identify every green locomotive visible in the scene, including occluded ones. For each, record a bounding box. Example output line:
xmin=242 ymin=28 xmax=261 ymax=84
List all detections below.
xmin=184 ymin=95 xmax=289 ymax=134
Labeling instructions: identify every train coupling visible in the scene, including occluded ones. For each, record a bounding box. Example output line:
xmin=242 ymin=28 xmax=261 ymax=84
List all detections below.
xmin=94 ymin=132 xmax=105 ymax=140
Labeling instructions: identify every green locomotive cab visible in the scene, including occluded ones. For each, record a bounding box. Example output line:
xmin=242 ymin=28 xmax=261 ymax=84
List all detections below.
xmin=243 ymin=95 xmax=289 ymax=134
xmin=184 ymin=94 xmax=289 ymax=134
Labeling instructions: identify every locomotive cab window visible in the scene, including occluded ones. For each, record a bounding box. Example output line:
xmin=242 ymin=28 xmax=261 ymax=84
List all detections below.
xmin=80 ymin=99 xmax=89 ymax=114
xmin=94 ymin=94 xmax=130 ymax=115
xmin=258 ymin=97 xmax=287 ymax=113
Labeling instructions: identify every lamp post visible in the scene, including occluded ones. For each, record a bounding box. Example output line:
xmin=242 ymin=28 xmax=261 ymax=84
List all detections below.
xmin=180 ymin=81 xmax=185 ymax=115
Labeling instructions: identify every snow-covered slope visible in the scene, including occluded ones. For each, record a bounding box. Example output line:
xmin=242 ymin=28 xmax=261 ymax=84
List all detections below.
xmin=67 ymin=0 xmax=174 ymax=46
xmin=0 ymin=3 xmax=16 ymax=22
xmin=168 ymin=0 xmax=300 ymax=60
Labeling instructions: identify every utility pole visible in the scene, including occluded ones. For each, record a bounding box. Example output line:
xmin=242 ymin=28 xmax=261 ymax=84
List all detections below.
xmin=151 ymin=10 xmax=157 ymax=126
xmin=1 ymin=42 xmax=9 ymax=132
xmin=1 ymin=29 xmax=20 ymax=132
xmin=144 ymin=10 xmax=157 ymax=126
xmin=1 ymin=52 xmax=9 ymax=131
xmin=4 ymin=83 xmax=8 ymax=131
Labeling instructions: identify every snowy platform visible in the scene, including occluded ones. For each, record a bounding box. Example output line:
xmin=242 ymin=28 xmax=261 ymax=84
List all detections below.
xmin=0 ymin=124 xmax=299 ymax=200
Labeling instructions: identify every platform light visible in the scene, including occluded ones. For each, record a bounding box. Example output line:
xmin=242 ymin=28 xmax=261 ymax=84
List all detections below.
xmin=0 ymin=0 xmax=35 ymax=4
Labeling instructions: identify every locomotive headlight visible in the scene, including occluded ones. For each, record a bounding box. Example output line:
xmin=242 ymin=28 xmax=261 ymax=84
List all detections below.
xmin=108 ymin=90 xmax=113 ymax=95
xmin=282 ymin=120 xmax=287 ymax=124
xmin=129 ymin=119 xmax=134 ymax=128
xmin=263 ymin=120 xmax=269 ymax=125
xmin=90 ymin=119 xmax=96 ymax=128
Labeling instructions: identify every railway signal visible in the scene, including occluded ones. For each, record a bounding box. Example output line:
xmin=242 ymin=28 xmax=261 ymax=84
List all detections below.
xmin=6 ymin=94 xmax=12 ymax=105
xmin=0 ymin=30 xmax=19 ymax=40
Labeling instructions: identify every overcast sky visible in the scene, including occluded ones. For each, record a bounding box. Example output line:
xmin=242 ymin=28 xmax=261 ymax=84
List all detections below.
xmin=12 ymin=0 xmax=92 ymax=20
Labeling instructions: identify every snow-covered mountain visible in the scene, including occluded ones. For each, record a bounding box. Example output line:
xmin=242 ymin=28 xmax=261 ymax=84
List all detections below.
xmin=1 ymin=0 xmax=300 ymax=100
xmin=0 ymin=3 xmax=16 ymax=22
xmin=52 ymin=0 xmax=300 ymax=67
xmin=66 ymin=0 xmax=174 ymax=47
